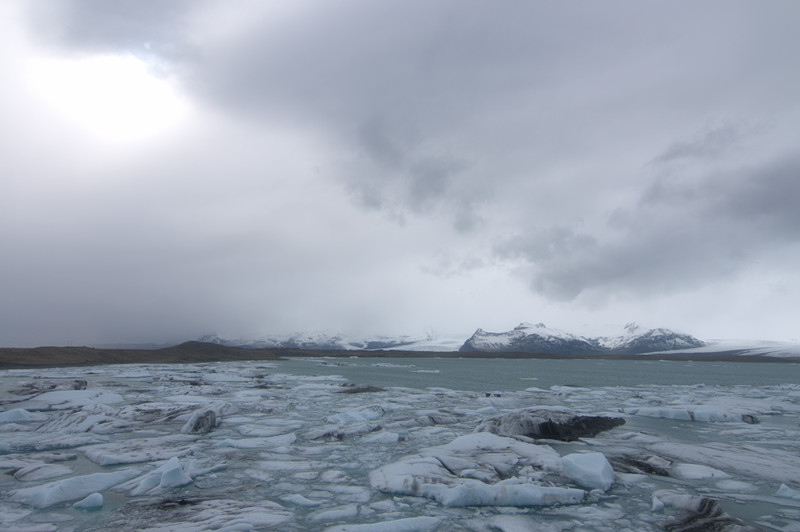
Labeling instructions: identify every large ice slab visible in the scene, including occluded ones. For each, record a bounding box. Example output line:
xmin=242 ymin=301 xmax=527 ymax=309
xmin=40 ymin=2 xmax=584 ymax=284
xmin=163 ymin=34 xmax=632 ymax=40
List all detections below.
xmin=14 ymin=390 xmax=124 ymax=410
xmin=648 ymin=441 xmax=800 ymax=484
xmin=324 ymin=516 xmax=442 ymax=532
xmin=370 ymin=432 xmax=585 ymax=507
xmin=34 ymin=407 xmax=131 ymax=434
xmin=81 ymin=434 xmax=201 ymax=465
xmin=11 ymin=469 xmax=140 ymax=508
xmin=12 ymin=462 xmax=73 ymax=482
xmin=625 ymin=406 xmax=757 ymax=423
xmin=1 ymin=432 xmax=107 ymax=453
xmin=104 ymin=498 xmax=292 ymax=531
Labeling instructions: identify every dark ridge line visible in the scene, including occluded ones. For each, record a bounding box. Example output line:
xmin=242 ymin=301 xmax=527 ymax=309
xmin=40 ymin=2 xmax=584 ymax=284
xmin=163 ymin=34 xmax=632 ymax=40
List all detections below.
xmin=0 ymin=341 xmax=797 ymax=369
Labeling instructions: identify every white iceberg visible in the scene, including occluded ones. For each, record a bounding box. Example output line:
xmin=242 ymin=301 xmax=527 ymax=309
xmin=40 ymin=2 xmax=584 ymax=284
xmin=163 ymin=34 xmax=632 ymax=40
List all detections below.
xmin=72 ymin=492 xmax=103 ymax=510
xmin=776 ymin=483 xmax=800 ymax=500
xmin=561 ymin=452 xmax=615 ymax=491
xmin=119 ymin=456 xmax=193 ymax=495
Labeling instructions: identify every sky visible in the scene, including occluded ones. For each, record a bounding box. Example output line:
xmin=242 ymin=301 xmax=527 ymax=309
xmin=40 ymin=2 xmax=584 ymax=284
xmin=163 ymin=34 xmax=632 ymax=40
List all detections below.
xmin=1 ymin=1 xmax=799 ymax=347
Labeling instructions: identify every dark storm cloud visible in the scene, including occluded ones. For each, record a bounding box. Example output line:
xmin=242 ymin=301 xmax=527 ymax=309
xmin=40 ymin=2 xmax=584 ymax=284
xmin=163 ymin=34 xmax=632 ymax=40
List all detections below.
xmin=23 ymin=1 xmax=798 ymax=229
xmin=5 ymin=0 xmax=800 ymax=344
xmin=500 ymin=152 xmax=800 ymax=301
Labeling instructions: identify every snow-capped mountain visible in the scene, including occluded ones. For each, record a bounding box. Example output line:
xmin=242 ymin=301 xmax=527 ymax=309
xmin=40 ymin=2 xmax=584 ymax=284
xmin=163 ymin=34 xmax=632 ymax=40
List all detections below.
xmin=460 ymin=323 xmax=602 ymax=354
xmin=597 ymin=323 xmax=706 ymax=354
xmin=460 ymin=322 xmax=704 ymax=355
xmin=197 ymin=332 xmax=427 ymax=351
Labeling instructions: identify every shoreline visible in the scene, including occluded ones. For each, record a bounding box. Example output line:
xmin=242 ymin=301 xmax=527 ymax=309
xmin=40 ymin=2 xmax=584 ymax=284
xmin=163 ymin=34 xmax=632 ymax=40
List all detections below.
xmin=1 ymin=341 xmax=798 ymax=369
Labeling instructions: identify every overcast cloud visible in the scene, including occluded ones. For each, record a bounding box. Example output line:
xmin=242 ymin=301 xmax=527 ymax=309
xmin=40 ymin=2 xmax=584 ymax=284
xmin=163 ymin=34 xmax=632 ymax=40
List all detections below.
xmin=1 ymin=1 xmax=798 ymax=346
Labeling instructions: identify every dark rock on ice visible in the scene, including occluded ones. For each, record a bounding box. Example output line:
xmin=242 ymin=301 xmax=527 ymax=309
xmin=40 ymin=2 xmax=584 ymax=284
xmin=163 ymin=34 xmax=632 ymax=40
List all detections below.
xmin=9 ymin=381 xmax=58 ymax=396
xmin=608 ymin=454 xmax=672 ymax=476
xmin=155 ymin=497 xmax=204 ymax=509
xmin=475 ymin=408 xmax=626 ymax=441
xmin=337 ymin=385 xmax=386 ymax=394
xmin=303 ymin=423 xmax=382 ymax=440
xmin=655 ymin=491 xmax=762 ymax=531
xmin=417 ymin=413 xmax=465 ymax=426
xmin=741 ymin=414 xmax=759 ymax=424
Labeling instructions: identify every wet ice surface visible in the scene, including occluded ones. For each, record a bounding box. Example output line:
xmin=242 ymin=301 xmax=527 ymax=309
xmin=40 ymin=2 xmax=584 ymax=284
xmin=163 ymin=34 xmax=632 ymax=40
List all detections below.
xmin=1 ymin=359 xmax=799 ymax=531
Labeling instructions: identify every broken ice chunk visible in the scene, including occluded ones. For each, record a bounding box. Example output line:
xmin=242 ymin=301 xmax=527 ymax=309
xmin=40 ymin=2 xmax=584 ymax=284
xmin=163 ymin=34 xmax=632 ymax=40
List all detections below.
xmin=72 ymin=492 xmax=103 ymax=510
xmin=561 ymin=452 xmax=615 ymax=491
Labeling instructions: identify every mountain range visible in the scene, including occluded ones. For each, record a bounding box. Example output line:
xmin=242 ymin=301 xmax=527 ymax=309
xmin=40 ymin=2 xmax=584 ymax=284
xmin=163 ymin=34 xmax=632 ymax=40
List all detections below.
xmin=459 ymin=322 xmax=705 ymax=355
xmin=195 ymin=322 xmax=706 ymax=355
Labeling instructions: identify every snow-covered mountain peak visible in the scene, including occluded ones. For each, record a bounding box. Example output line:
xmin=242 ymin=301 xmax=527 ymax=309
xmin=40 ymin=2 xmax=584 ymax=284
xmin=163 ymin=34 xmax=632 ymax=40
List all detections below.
xmin=461 ymin=323 xmax=705 ymax=354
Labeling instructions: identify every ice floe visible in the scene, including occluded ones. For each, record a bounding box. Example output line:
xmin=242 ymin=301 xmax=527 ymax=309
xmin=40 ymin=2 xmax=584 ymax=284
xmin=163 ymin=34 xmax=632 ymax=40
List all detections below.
xmin=11 ymin=469 xmax=140 ymax=508
xmin=13 ymin=390 xmax=124 ymax=410
xmin=370 ymin=432 xmax=586 ymax=507
xmin=0 ymin=408 xmax=47 ymax=424
xmin=119 ymin=456 xmax=194 ymax=495
xmin=671 ymin=463 xmax=730 ymax=480
xmin=2 ymin=359 xmax=799 ymax=530
xmin=12 ymin=463 xmax=73 ymax=482
xmin=81 ymin=434 xmax=201 ymax=465
xmin=324 ymin=516 xmax=442 ymax=532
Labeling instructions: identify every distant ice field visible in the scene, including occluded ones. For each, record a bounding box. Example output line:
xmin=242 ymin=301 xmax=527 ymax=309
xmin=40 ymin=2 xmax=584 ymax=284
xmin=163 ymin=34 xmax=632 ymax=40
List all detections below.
xmin=1 ymin=358 xmax=799 ymax=531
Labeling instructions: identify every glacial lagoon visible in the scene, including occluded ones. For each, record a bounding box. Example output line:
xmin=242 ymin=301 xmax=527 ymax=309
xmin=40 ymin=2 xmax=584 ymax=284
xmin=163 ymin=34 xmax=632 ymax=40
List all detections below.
xmin=1 ymin=357 xmax=799 ymax=531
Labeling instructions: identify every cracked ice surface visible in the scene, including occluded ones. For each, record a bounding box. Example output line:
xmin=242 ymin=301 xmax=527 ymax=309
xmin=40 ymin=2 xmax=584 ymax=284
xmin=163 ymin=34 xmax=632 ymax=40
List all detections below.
xmin=1 ymin=358 xmax=800 ymax=530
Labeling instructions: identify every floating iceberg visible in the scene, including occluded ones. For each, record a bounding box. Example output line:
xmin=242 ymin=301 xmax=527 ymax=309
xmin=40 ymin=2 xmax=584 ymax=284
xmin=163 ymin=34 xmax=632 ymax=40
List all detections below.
xmin=11 ymin=469 xmax=139 ymax=508
xmin=370 ymin=432 xmax=585 ymax=507
xmin=561 ymin=452 xmax=615 ymax=491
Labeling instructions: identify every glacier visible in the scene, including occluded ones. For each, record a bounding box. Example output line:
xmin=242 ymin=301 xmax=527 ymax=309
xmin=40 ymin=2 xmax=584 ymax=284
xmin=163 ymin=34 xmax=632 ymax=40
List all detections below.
xmin=1 ymin=357 xmax=799 ymax=530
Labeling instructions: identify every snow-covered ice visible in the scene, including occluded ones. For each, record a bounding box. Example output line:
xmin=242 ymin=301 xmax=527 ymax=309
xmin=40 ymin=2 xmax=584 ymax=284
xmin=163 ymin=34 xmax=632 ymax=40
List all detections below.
xmin=561 ymin=452 xmax=615 ymax=491
xmin=1 ymin=358 xmax=799 ymax=530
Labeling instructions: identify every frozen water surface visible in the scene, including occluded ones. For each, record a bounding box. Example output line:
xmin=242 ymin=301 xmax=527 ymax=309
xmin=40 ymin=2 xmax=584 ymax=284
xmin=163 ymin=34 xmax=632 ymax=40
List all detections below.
xmin=1 ymin=358 xmax=799 ymax=530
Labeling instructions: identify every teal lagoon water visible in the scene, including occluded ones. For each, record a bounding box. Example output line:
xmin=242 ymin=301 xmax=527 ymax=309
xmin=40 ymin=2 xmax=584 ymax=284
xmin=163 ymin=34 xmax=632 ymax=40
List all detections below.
xmin=277 ymin=357 xmax=800 ymax=391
